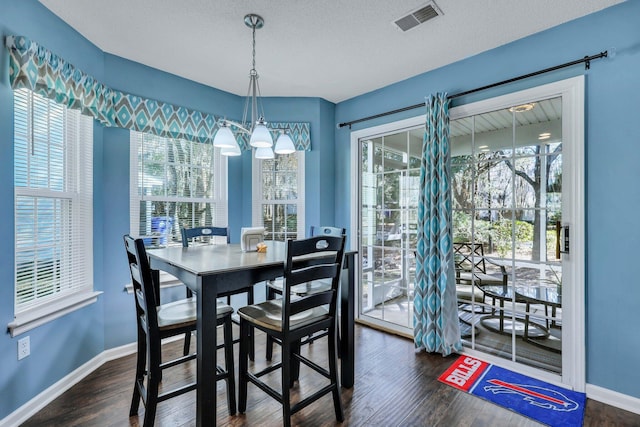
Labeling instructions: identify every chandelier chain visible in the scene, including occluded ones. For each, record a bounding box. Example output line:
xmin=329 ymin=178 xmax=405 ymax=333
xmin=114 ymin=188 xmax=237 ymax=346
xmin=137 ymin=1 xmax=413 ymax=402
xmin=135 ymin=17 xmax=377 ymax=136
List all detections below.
xmin=251 ymin=22 xmax=256 ymax=73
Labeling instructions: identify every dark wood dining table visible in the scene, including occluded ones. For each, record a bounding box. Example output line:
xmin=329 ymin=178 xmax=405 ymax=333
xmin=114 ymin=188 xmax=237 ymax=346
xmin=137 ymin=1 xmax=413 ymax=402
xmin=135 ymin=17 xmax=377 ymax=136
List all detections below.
xmin=147 ymin=240 xmax=356 ymax=426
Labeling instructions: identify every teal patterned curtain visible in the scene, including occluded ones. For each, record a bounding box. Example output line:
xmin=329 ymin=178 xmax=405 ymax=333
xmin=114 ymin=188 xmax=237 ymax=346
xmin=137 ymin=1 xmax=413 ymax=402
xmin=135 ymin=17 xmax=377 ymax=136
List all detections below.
xmin=413 ymin=93 xmax=462 ymax=356
xmin=5 ymin=35 xmax=311 ymax=150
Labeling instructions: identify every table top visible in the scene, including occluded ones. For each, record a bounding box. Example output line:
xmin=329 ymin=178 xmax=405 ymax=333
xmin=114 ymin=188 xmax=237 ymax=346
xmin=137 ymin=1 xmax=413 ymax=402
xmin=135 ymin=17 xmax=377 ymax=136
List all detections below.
xmin=482 ymin=284 xmax=561 ymax=306
xmin=148 ymin=241 xmax=357 ymax=276
xmin=147 ymin=241 xmax=287 ymax=276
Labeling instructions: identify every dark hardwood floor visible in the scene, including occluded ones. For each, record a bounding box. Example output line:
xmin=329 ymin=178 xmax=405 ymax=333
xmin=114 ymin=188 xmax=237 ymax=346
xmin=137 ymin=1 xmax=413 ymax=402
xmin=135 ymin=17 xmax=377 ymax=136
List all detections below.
xmin=20 ymin=325 xmax=640 ymax=426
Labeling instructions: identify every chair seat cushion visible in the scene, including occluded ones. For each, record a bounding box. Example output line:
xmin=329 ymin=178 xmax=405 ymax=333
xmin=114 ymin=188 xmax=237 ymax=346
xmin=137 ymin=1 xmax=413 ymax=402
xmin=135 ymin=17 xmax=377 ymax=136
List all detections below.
xmin=158 ymin=298 xmax=232 ymax=330
xmin=238 ymin=300 xmax=329 ymax=332
xmin=458 ymin=271 xmax=504 ymax=285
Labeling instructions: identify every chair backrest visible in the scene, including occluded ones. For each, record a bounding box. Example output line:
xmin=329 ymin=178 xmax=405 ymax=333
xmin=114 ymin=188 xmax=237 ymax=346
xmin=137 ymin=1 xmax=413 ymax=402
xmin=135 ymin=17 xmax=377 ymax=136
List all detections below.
xmin=281 ymin=235 xmax=346 ymax=328
xmin=453 ymin=242 xmax=486 ymax=273
xmin=123 ymin=235 xmax=160 ymax=338
xmin=310 ymin=226 xmax=346 ymax=238
xmin=181 ymin=226 xmax=230 ymax=247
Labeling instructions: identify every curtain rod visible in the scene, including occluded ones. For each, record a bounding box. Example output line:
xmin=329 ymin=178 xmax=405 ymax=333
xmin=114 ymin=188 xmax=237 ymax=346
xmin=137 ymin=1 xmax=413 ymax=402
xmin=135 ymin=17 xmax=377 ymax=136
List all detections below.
xmin=337 ymin=50 xmax=608 ymax=129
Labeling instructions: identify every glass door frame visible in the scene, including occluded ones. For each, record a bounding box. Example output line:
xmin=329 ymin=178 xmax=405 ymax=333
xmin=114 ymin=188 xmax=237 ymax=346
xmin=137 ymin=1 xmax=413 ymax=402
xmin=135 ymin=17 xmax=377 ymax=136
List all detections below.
xmin=350 ymin=76 xmax=585 ymax=391
xmin=350 ymin=118 xmax=423 ymax=337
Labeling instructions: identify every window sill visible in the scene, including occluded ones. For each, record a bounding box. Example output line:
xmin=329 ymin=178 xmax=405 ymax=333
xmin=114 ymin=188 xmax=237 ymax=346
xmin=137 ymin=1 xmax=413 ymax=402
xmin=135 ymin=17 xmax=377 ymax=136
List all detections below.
xmin=124 ymin=272 xmax=183 ymax=294
xmin=7 ymin=291 xmax=102 ymax=337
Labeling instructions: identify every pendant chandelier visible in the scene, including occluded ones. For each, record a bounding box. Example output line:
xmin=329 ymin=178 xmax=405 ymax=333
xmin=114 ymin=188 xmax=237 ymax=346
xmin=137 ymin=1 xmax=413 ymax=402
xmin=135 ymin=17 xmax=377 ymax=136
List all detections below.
xmin=214 ymin=14 xmax=295 ymax=159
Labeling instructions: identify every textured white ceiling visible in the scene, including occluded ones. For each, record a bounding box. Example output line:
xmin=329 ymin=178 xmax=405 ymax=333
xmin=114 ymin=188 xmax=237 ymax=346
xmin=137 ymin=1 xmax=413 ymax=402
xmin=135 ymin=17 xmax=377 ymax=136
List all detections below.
xmin=39 ymin=0 xmax=623 ymax=103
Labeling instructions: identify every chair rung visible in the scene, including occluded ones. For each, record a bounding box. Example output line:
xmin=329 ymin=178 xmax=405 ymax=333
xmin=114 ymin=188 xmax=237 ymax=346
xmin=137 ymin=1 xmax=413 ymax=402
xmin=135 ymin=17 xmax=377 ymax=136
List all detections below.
xmin=290 ymin=383 xmax=335 ymax=415
xmin=253 ymin=362 xmax=282 ymax=378
xmin=246 ymin=372 xmax=283 ymax=403
xmin=217 ymin=365 xmax=232 ymax=380
xmin=159 ymin=353 xmax=196 ymax=370
xmin=295 ymin=354 xmax=330 ymax=379
xmin=158 ymin=382 xmax=197 ymax=402
xmin=300 ymin=331 xmax=329 ymax=345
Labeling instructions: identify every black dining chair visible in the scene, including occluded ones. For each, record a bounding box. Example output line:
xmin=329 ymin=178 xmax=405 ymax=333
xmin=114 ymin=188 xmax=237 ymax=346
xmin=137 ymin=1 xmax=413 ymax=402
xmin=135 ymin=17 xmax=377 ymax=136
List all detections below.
xmin=265 ymin=226 xmax=346 ymax=360
xmin=123 ymin=235 xmax=236 ymax=427
xmin=238 ymin=234 xmax=346 ymax=427
xmin=181 ymin=226 xmax=255 ymax=360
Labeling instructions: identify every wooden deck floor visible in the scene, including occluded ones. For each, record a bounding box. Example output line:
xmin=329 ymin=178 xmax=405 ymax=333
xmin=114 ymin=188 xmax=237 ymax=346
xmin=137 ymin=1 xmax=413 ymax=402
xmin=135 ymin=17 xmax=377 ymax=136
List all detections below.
xmin=20 ymin=325 xmax=640 ymax=426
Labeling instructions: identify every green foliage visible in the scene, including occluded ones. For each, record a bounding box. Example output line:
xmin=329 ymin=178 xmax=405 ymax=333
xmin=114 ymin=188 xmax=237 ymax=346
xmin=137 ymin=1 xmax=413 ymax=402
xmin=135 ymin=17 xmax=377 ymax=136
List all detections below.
xmin=491 ymin=217 xmax=533 ymax=257
xmin=452 ymin=211 xmax=491 ymax=243
xmin=453 ymin=211 xmax=534 ymax=257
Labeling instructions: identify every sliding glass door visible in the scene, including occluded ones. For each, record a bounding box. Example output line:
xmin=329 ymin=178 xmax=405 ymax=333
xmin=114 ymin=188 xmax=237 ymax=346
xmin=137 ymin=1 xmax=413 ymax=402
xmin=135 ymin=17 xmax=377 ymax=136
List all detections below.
xmin=352 ymin=77 xmax=584 ymax=389
xmin=451 ymin=96 xmax=564 ymax=373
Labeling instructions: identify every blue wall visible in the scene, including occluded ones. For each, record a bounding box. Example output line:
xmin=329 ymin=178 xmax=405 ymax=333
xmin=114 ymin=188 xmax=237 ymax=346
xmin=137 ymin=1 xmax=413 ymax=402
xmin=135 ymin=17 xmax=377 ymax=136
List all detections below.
xmin=335 ymin=1 xmax=640 ymax=399
xmin=1 ymin=0 xmax=639 ymax=421
xmin=0 ymin=0 xmax=334 ymax=419
xmin=0 ymin=1 xmax=106 ymax=419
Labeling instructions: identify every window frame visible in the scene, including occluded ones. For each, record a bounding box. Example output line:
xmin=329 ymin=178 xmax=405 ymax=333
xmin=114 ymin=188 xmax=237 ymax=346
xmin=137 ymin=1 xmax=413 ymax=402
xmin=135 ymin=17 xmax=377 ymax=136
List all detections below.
xmin=129 ymin=131 xmax=228 ymax=247
xmin=252 ymin=150 xmax=305 ymax=240
xmin=9 ymin=88 xmax=99 ymax=337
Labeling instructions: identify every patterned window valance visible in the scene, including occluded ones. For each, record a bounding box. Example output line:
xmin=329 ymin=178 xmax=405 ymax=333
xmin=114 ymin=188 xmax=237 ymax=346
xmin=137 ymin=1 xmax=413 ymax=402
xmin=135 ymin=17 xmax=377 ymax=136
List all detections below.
xmin=6 ymin=35 xmax=116 ymax=126
xmin=113 ymin=92 xmax=218 ymax=144
xmin=5 ymin=35 xmax=311 ymax=150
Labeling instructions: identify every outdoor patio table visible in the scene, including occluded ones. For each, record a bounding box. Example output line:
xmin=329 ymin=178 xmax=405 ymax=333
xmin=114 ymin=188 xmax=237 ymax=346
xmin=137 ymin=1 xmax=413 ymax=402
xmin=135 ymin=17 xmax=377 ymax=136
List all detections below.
xmin=479 ymin=285 xmax=551 ymax=341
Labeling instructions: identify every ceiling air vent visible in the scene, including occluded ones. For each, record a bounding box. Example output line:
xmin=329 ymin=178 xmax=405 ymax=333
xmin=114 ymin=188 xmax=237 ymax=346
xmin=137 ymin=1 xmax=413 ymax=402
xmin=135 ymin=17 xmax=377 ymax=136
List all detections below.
xmin=393 ymin=1 xmax=442 ymax=32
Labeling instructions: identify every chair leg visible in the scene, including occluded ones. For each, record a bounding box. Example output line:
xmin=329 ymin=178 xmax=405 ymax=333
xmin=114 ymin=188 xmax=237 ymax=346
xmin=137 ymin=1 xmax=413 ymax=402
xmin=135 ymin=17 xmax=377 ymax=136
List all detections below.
xmin=238 ymin=318 xmax=250 ymax=414
xmin=184 ymin=288 xmax=194 ymax=356
xmin=328 ymin=324 xmax=344 ymax=422
xmin=290 ymin=339 xmax=301 ymax=386
xmin=183 ymin=331 xmax=191 ymax=356
xmin=266 ymin=286 xmax=276 ymax=361
xmin=223 ymin=316 xmax=236 ymax=415
xmin=248 ymin=288 xmax=255 ymax=361
xmin=129 ymin=331 xmax=146 ymax=416
xmin=143 ymin=340 xmax=162 ymax=427
xmin=281 ymin=340 xmax=292 ymax=427
xmin=142 ymin=379 xmax=159 ymax=427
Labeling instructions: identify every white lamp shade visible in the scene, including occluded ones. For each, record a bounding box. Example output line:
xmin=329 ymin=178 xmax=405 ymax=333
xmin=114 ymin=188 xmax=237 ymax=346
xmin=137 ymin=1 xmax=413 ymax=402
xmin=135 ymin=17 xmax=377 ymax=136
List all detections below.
xmin=213 ymin=125 xmax=237 ymax=148
xmin=255 ymin=146 xmax=274 ymax=159
xmin=274 ymin=133 xmax=296 ymax=154
xmin=220 ymin=142 xmax=242 ymax=156
xmin=249 ymin=121 xmax=273 ymax=148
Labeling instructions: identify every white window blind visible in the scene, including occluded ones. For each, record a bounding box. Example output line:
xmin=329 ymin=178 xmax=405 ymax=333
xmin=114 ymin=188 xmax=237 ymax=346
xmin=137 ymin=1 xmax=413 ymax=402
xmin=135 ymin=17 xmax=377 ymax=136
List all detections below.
xmin=130 ymin=131 xmax=228 ymax=246
xmin=13 ymin=88 xmax=94 ymax=315
xmin=252 ymin=151 xmax=305 ymax=241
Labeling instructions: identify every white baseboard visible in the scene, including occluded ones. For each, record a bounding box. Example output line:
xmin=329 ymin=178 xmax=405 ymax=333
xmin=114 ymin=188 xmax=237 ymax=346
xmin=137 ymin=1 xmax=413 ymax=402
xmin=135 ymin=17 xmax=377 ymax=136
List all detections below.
xmin=0 ymin=342 xmax=137 ymax=427
xmin=586 ymin=383 xmax=640 ymax=416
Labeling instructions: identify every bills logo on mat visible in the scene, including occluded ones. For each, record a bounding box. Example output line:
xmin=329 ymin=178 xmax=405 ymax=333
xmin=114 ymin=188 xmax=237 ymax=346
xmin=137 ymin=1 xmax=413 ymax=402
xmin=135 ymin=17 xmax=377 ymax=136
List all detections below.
xmin=439 ymin=356 xmax=586 ymax=426
xmin=439 ymin=356 xmax=490 ymax=392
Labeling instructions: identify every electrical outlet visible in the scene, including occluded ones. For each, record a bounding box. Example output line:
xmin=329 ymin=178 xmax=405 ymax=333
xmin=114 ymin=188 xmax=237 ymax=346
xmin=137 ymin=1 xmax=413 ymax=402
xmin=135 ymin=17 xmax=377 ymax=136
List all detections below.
xmin=18 ymin=336 xmax=30 ymax=360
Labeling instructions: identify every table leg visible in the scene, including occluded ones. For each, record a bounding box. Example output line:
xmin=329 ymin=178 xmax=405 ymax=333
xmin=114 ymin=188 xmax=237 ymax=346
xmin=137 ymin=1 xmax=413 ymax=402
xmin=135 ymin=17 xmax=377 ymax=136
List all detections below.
xmin=340 ymin=252 xmax=355 ymax=388
xmin=196 ymin=275 xmax=217 ymax=426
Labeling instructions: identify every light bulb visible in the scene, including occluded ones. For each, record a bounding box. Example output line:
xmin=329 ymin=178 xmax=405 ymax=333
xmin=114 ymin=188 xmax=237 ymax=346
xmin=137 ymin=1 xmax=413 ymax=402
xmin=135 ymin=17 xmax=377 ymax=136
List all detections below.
xmin=255 ymin=146 xmax=274 ymax=159
xmin=213 ymin=124 xmax=237 ymax=148
xmin=220 ymin=142 xmax=241 ymax=156
xmin=249 ymin=119 xmax=273 ymax=148
xmin=274 ymin=133 xmax=295 ymax=154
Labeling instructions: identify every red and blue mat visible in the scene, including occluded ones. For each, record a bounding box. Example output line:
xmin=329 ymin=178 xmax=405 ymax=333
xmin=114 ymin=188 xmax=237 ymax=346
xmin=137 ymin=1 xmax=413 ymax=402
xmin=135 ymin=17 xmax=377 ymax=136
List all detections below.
xmin=438 ymin=355 xmax=586 ymax=426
